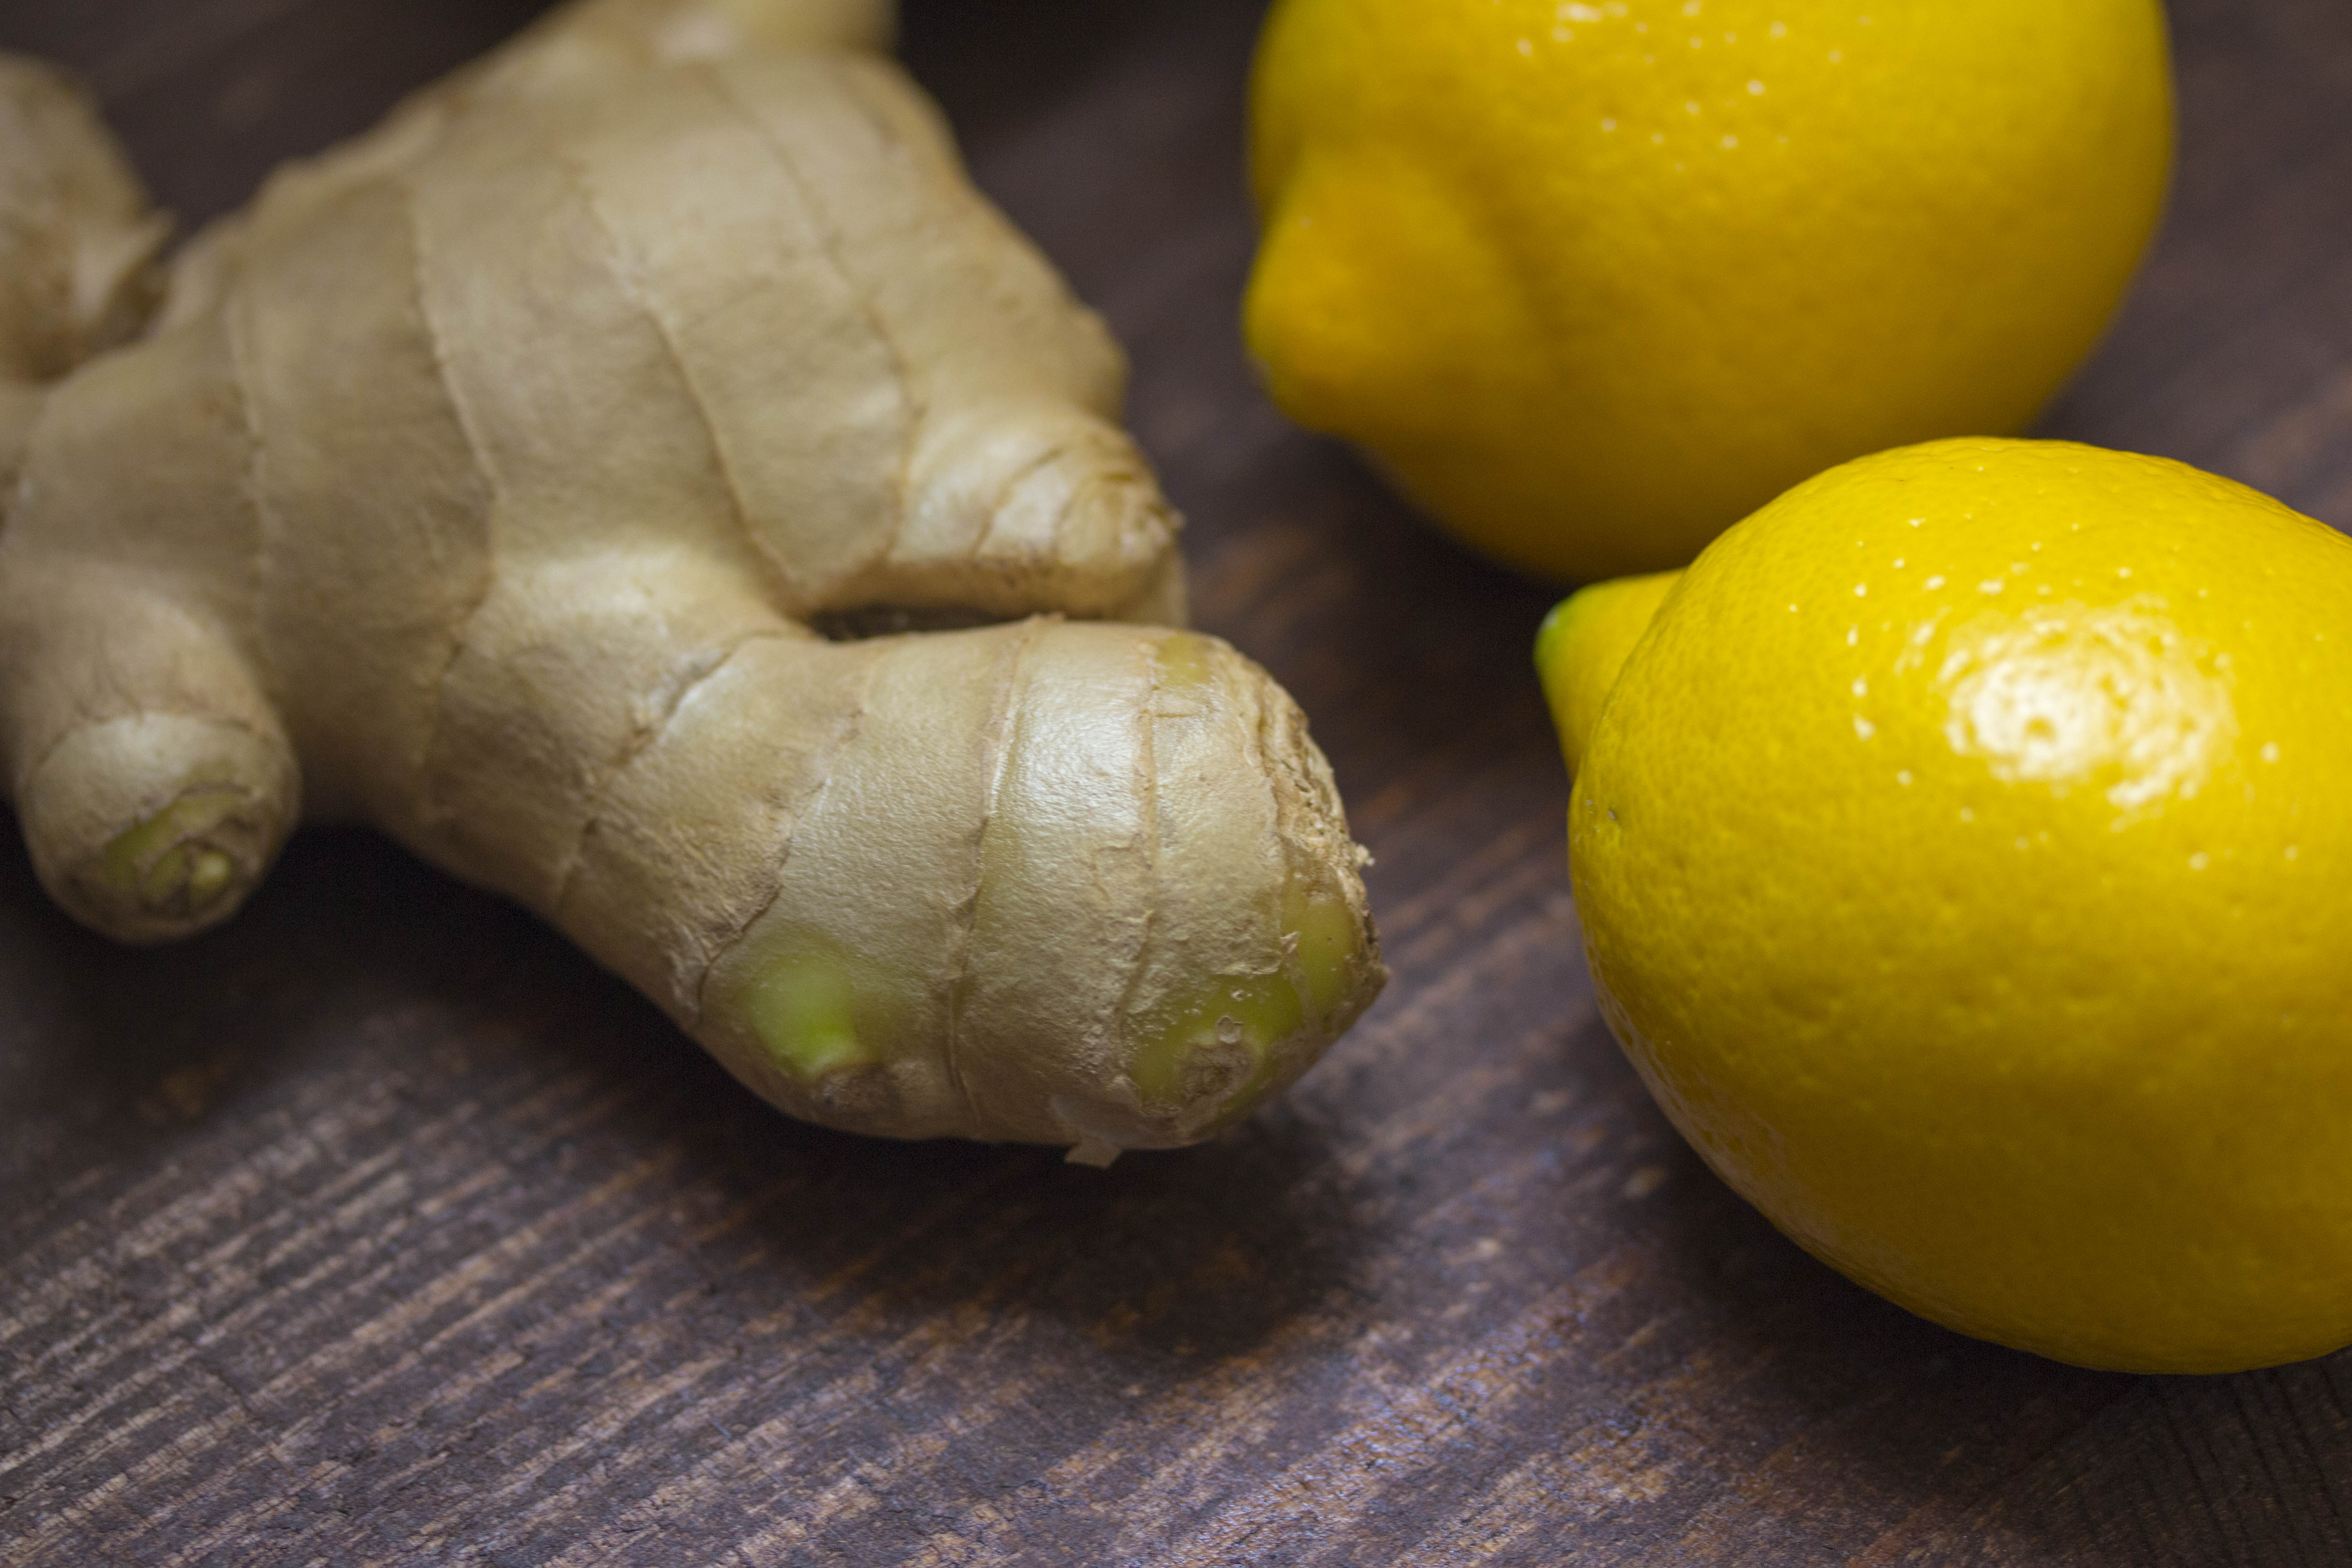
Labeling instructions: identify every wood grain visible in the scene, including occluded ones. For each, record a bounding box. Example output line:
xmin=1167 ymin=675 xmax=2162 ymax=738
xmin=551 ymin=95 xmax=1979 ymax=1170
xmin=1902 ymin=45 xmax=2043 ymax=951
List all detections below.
xmin=2 ymin=0 xmax=2350 ymax=1562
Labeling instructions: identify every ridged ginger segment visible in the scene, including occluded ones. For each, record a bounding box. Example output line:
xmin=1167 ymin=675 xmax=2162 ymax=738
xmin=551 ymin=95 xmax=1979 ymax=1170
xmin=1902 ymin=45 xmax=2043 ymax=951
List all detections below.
xmin=0 ymin=0 xmax=1384 ymax=1158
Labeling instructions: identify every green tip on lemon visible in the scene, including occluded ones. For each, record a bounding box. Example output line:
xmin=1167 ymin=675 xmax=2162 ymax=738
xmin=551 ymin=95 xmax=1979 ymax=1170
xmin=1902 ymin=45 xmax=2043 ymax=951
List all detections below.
xmin=1534 ymin=571 xmax=1682 ymax=778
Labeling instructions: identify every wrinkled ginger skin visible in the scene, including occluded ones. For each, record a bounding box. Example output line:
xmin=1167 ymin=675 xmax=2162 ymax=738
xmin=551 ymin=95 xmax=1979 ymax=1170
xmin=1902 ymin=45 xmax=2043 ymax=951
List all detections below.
xmin=0 ymin=0 xmax=1385 ymax=1156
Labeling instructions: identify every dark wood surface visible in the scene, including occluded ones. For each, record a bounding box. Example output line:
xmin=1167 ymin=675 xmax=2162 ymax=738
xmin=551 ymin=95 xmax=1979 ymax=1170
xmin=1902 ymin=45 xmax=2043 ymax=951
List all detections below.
xmin=4 ymin=1 xmax=2351 ymax=1562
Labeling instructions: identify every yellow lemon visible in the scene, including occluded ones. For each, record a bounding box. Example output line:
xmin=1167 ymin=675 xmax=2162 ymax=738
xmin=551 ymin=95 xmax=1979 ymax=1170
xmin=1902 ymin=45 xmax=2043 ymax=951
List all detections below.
xmin=1247 ymin=0 xmax=2174 ymax=582
xmin=1538 ymin=439 xmax=2352 ymax=1373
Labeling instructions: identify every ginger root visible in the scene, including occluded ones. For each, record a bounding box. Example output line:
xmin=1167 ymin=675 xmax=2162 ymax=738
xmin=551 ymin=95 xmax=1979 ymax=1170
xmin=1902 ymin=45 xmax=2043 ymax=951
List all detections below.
xmin=0 ymin=0 xmax=1384 ymax=1157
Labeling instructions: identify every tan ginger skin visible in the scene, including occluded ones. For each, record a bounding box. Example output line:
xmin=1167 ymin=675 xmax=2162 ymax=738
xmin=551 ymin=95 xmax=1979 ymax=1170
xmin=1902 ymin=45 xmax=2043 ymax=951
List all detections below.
xmin=0 ymin=0 xmax=1384 ymax=1162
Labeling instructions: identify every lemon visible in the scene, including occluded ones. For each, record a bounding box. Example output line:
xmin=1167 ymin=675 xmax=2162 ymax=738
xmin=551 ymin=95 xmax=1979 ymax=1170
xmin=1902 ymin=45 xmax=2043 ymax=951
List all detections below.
xmin=1539 ymin=439 xmax=2352 ymax=1373
xmin=1246 ymin=0 xmax=2174 ymax=582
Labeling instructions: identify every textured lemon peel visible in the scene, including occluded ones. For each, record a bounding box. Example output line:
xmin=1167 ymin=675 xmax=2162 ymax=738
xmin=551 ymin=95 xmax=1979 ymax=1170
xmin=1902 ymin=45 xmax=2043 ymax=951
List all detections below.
xmin=1248 ymin=0 xmax=2174 ymax=579
xmin=1937 ymin=598 xmax=2236 ymax=817
xmin=1562 ymin=437 xmax=2352 ymax=1372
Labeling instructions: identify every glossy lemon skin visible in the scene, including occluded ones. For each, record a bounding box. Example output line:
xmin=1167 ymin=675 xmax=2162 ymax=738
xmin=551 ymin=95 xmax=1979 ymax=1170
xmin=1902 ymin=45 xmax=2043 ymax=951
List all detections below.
xmin=1247 ymin=0 xmax=2175 ymax=582
xmin=1559 ymin=439 xmax=2352 ymax=1372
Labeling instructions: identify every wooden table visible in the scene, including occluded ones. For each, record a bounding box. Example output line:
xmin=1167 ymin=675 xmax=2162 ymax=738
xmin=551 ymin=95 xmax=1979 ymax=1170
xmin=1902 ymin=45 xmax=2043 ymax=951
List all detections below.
xmin=5 ymin=1 xmax=2350 ymax=1561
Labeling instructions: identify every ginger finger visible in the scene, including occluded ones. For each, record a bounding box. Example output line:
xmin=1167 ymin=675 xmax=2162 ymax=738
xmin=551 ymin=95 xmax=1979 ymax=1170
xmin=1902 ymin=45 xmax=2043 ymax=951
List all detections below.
xmin=0 ymin=1 xmax=1385 ymax=1155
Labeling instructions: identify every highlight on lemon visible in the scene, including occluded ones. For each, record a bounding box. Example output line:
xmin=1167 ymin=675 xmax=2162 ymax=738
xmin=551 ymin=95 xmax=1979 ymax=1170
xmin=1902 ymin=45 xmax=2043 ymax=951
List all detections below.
xmin=1247 ymin=0 xmax=2175 ymax=582
xmin=1539 ymin=438 xmax=2352 ymax=1373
